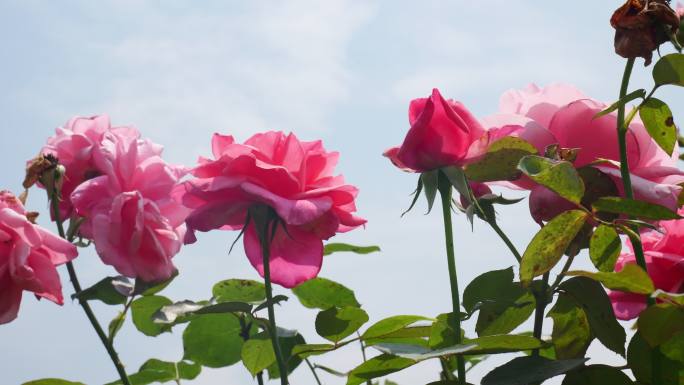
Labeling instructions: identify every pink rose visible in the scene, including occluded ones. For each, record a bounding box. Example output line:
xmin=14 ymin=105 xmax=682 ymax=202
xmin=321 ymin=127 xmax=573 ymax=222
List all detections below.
xmin=609 ymin=214 xmax=684 ymax=320
xmin=71 ymin=131 xmax=188 ymax=282
xmin=41 ymin=115 xmax=139 ymax=219
xmin=489 ymin=83 xmax=684 ymax=211
xmin=678 ymin=2 xmax=684 ymax=17
xmin=459 ymin=182 xmax=492 ymax=209
xmin=384 ymin=88 xmax=487 ymax=172
xmin=0 ymin=191 xmax=78 ymax=324
xmin=181 ymin=131 xmax=366 ymax=288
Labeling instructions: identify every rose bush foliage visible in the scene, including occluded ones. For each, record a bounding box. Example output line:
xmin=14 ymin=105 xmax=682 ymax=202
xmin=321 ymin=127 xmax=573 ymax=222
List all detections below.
xmin=4 ymin=4 xmax=684 ymax=385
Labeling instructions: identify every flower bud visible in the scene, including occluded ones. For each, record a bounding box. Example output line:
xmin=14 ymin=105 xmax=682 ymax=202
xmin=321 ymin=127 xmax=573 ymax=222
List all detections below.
xmin=611 ymin=0 xmax=680 ymax=65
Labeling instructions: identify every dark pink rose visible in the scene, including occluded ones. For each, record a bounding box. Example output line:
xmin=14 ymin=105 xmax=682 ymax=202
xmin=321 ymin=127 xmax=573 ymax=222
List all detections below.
xmin=41 ymin=115 xmax=139 ymax=219
xmin=181 ymin=131 xmax=366 ymax=288
xmin=609 ymin=213 xmax=684 ymax=320
xmin=384 ymin=88 xmax=487 ymax=172
xmin=0 ymin=191 xmax=77 ymax=324
xmin=489 ymin=84 xmax=684 ymax=211
xmin=459 ymin=182 xmax=492 ymax=209
xmin=71 ymin=131 xmax=188 ymax=282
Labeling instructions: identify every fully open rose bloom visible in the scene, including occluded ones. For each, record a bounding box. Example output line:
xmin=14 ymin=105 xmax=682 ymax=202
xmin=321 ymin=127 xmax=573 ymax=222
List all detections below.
xmin=609 ymin=213 xmax=684 ymax=320
xmin=384 ymin=88 xmax=487 ymax=172
xmin=181 ymin=131 xmax=366 ymax=288
xmin=41 ymin=115 xmax=139 ymax=219
xmin=0 ymin=191 xmax=78 ymax=324
xmin=70 ymin=130 xmax=188 ymax=282
xmin=485 ymin=83 xmax=684 ymax=222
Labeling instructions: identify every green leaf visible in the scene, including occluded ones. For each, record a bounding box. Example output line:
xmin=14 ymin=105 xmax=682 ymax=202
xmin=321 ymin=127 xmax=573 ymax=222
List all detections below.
xmin=592 ymin=197 xmax=681 ymax=220
xmin=595 ymin=89 xmax=647 ymax=118
xmin=134 ymin=271 xmax=177 ymax=296
xmin=463 ymin=267 xmax=514 ymax=313
xmin=637 ymin=304 xmax=684 ymax=347
xmin=22 ymin=380 xmax=85 ymax=385
xmin=566 ymin=264 xmax=655 ymax=294
xmin=520 ymin=210 xmax=589 ymax=285
xmin=561 ymin=364 xmax=634 ymax=385
xmin=291 ymin=343 xmax=338 ymax=358
xmin=653 ymin=53 xmax=684 ymax=87
xmin=372 ymin=342 xmax=477 ymax=361
xmin=640 ymin=98 xmax=677 ymax=155
xmin=464 ymin=137 xmax=538 ymax=182
xmin=106 ymin=359 xmax=202 ymax=385
xmin=463 ymin=268 xmax=535 ymax=337
xmin=466 ymin=334 xmax=546 ymax=355
xmin=131 ymin=295 xmax=172 ymax=337
xmin=241 ymin=334 xmax=276 ymax=376
xmin=71 ymin=276 xmax=132 ymax=305
xmin=212 ymin=279 xmax=265 ymax=303
xmin=548 ymin=293 xmax=593 ymax=359
xmin=267 ymin=331 xmax=306 ymax=379
xmin=108 ymin=311 xmax=126 ymax=341
xmin=183 ymin=314 xmax=244 ymax=368
xmin=661 ymin=331 xmax=684 ymax=363
xmin=315 ymin=306 xmax=369 ymax=343
xmin=292 ymin=277 xmax=360 ymax=309
xmin=362 ymin=315 xmax=431 ymax=340
xmin=627 ymin=332 xmax=684 ymax=384
xmin=195 ymin=301 xmax=253 ymax=315
xmin=176 ymin=361 xmax=202 ymax=380
xmin=481 ymin=356 xmax=587 ymax=385
xmin=365 ymin=325 xmax=432 ymax=347
xmin=379 ymin=334 xmax=543 ymax=360
xmin=589 ymin=225 xmax=622 ymax=272
xmin=421 ymin=170 xmax=439 ymax=214
xmin=518 ymin=156 xmax=585 ymax=204
xmin=346 ymin=354 xmax=416 ymax=385
xmin=323 ymin=243 xmax=381 ymax=256
xmin=153 ymin=300 xmax=207 ymax=325
xmin=428 ymin=313 xmax=461 ymax=349
xmin=559 ymin=277 xmax=626 ymax=356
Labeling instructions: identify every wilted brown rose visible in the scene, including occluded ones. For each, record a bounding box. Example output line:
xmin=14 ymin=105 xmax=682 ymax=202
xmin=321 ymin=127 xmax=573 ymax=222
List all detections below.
xmin=611 ymin=0 xmax=680 ymax=65
xmin=23 ymin=153 xmax=58 ymax=189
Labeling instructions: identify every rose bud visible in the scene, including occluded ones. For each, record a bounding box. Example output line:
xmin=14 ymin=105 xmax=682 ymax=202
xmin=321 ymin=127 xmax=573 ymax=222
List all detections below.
xmin=611 ymin=0 xmax=680 ymax=65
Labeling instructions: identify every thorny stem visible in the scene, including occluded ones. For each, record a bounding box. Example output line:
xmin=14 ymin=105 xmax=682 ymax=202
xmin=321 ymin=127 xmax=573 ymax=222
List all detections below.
xmin=305 ymin=358 xmax=323 ymax=385
xmin=531 ymin=272 xmax=550 ymax=358
xmin=438 ymin=174 xmax=466 ymax=385
xmin=617 ymin=57 xmax=660 ymax=385
xmin=49 ymin=184 xmax=131 ymax=385
xmin=260 ymin=237 xmax=289 ymax=385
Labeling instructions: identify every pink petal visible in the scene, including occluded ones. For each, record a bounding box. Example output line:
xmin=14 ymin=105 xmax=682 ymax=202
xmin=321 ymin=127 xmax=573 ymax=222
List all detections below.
xmin=244 ymin=222 xmax=323 ymax=288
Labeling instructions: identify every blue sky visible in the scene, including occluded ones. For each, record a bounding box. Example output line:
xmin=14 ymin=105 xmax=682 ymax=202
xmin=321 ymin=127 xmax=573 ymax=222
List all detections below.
xmin=1 ymin=1 xmax=683 ymax=384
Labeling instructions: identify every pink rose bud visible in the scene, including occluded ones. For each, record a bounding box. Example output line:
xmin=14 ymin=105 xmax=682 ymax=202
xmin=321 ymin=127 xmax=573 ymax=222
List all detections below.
xmin=0 ymin=190 xmax=78 ymax=324
xmin=384 ymin=88 xmax=487 ymax=173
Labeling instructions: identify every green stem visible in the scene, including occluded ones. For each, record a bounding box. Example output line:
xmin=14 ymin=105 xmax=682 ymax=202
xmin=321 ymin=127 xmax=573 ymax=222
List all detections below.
xmin=438 ymin=175 xmax=466 ymax=385
xmin=355 ymin=332 xmax=371 ymax=385
xmin=256 ymin=372 xmax=265 ymax=385
xmin=531 ymin=272 xmax=550 ymax=357
xmin=549 ymin=255 xmax=576 ymax=292
xmin=109 ymin=296 xmax=135 ymax=345
xmin=617 ymin=58 xmax=660 ymax=385
xmin=261 ymin=238 xmax=289 ymax=385
xmin=304 ymin=359 xmax=323 ymax=385
xmin=487 ymin=220 xmax=522 ymax=263
xmin=50 ymin=192 xmax=131 ymax=385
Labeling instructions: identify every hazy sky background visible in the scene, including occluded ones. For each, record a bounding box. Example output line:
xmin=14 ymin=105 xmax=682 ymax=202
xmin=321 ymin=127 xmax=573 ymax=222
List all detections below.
xmin=1 ymin=1 xmax=683 ymax=384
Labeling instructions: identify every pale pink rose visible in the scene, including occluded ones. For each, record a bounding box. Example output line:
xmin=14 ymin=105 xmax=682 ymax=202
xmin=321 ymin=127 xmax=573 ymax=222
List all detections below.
xmin=609 ymin=214 xmax=684 ymax=320
xmin=384 ymin=89 xmax=487 ymax=172
xmin=0 ymin=191 xmax=78 ymax=324
xmin=41 ymin=115 xmax=139 ymax=219
xmin=488 ymin=84 xmax=684 ymax=212
xmin=181 ymin=131 xmax=366 ymax=288
xmin=71 ymin=131 xmax=188 ymax=282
